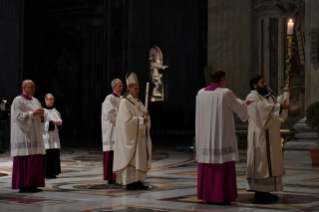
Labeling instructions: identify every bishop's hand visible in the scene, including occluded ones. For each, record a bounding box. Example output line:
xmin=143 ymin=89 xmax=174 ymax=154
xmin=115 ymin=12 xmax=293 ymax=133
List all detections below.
xmin=33 ymin=108 xmax=44 ymax=116
xmin=143 ymin=111 xmax=149 ymax=124
xmin=53 ymin=121 xmax=62 ymax=126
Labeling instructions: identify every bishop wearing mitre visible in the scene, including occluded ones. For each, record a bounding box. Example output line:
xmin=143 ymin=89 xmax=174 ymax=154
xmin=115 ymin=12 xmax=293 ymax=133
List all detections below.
xmin=113 ymin=72 xmax=152 ymax=190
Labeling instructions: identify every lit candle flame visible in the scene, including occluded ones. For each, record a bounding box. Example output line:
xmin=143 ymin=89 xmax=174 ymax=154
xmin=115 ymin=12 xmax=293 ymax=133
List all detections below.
xmin=4 ymin=100 xmax=7 ymax=103
xmin=289 ymin=19 xmax=292 ymax=23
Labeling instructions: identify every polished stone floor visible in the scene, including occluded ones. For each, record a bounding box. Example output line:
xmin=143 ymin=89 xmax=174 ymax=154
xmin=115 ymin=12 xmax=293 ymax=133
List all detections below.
xmin=0 ymin=148 xmax=319 ymax=212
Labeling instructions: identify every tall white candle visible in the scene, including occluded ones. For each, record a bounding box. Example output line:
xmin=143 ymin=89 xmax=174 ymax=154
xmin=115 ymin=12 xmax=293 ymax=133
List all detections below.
xmin=145 ymin=82 xmax=150 ymax=111
xmin=287 ymin=19 xmax=294 ymax=35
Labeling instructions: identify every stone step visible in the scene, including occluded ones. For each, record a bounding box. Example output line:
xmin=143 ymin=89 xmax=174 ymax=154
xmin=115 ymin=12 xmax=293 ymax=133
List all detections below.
xmin=284 ymin=141 xmax=316 ymax=150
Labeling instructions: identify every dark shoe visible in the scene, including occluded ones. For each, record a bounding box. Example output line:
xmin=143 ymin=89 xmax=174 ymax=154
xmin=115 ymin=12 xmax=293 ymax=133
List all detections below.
xmin=254 ymin=192 xmax=279 ymax=201
xmin=19 ymin=187 xmax=30 ymax=193
xmin=126 ymin=182 xmax=138 ymax=190
xmin=266 ymin=192 xmax=279 ymax=201
xmin=136 ymin=181 xmax=149 ymax=190
xmin=108 ymin=180 xmax=117 ymax=184
xmin=46 ymin=175 xmax=56 ymax=179
xmin=29 ymin=186 xmax=43 ymax=192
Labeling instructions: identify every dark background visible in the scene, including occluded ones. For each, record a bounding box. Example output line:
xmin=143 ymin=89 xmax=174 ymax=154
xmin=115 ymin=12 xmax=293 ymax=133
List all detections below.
xmin=0 ymin=0 xmax=208 ymax=148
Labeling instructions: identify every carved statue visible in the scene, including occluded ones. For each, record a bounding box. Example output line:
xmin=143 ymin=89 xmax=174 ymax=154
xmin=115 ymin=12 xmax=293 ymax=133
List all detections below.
xmin=149 ymin=52 xmax=168 ymax=101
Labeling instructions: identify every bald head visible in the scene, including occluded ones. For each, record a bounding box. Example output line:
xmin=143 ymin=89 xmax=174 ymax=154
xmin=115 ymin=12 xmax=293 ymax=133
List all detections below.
xmin=22 ymin=80 xmax=34 ymax=89
xmin=22 ymin=80 xmax=36 ymax=96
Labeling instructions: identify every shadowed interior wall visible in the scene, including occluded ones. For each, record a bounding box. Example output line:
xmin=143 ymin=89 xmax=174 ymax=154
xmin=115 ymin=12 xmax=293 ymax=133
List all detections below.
xmin=0 ymin=0 xmax=24 ymax=101
xmin=208 ymin=0 xmax=255 ymax=100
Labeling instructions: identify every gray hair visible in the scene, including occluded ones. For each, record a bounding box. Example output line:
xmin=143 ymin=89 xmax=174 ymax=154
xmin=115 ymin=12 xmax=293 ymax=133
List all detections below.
xmin=111 ymin=78 xmax=121 ymax=88
xmin=45 ymin=93 xmax=54 ymax=100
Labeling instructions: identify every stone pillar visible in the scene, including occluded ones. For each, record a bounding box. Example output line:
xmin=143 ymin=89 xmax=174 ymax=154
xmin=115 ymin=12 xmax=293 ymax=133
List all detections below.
xmin=254 ymin=1 xmax=285 ymax=95
xmin=305 ymin=0 xmax=319 ymax=105
xmin=0 ymin=0 xmax=24 ymax=101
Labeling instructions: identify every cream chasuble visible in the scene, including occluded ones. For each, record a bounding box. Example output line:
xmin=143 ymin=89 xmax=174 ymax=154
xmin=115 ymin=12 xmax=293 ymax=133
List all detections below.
xmin=196 ymin=88 xmax=248 ymax=164
xmin=113 ymin=94 xmax=152 ymax=185
xmin=11 ymin=96 xmax=46 ymax=157
xmin=101 ymin=93 xmax=121 ymax=152
xmin=43 ymin=108 xmax=62 ymax=149
xmin=246 ymin=90 xmax=288 ymax=192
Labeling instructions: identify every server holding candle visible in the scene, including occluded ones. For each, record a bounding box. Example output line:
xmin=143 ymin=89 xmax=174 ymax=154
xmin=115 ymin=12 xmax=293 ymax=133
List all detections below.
xmin=113 ymin=72 xmax=152 ymax=190
xmin=246 ymin=76 xmax=290 ymax=201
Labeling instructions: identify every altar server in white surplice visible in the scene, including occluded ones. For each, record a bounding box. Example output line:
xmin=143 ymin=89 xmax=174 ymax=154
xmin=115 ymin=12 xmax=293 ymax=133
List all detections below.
xmin=196 ymin=70 xmax=251 ymax=204
xmin=246 ymin=76 xmax=290 ymax=201
xmin=11 ymin=80 xmax=46 ymax=193
xmin=101 ymin=78 xmax=123 ymax=184
xmin=42 ymin=93 xmax=62 ymax=179
xmin=113 ymin=72 xmax=152 ymax=190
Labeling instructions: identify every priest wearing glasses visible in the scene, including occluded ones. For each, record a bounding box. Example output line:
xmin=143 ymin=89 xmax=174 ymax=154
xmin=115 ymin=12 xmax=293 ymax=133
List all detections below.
xmin=42 ymin=93 xmax=62 ymax=179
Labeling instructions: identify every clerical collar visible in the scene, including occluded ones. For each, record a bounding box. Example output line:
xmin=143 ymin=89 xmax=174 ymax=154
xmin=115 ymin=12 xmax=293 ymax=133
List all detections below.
xmin=111 ymin=91 xmax=120 ymax=98
xmin=21 ymin=93 xmax=33 ymax=100
xmin=44 ymin=105 xmax=53 ymax=110
xmin=128 ymin=94 xmax=139 ymax=101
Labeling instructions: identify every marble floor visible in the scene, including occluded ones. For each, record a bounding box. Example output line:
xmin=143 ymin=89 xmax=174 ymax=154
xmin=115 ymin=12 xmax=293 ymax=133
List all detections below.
xmin=0 ymin=148 xmax=319 ymax=212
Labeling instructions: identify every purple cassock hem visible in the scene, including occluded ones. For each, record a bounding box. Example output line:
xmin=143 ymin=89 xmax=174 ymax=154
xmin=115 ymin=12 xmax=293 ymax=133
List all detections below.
xmin=103 ymin=151 xmax=116 ymax=181
xmin=205 ymin=83 xmax=219 ymax=91
xmin=12 ymin=154 xmax=45 ymax=189
xmin=197 ymin=161 xmax=238 ymax=203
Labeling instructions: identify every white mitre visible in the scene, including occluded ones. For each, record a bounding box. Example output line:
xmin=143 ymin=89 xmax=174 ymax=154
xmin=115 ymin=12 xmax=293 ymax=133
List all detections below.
xmin=126 ymin=72 xmax=139 ymax=88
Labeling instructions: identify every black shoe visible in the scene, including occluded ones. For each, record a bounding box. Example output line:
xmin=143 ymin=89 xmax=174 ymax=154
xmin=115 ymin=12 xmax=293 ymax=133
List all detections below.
xmin=29 ymin=186 xmax=43 ymax=192
xmin=46 ymin=175 xmax=56 ymax=179
xmin=136 ymin=181 xmax=149 ymax=190
xmin=265 ymin=192 xmax=279 ymax=201
xmin=19 ymin=187 xmax=30 ymax=193
xmin=254 ymin=192 xmax=279 ymax=201
xmin=126 ymin=182 xmax=138 ymax=190
xmin=108 ymin=180 xmax=117 ymax=184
